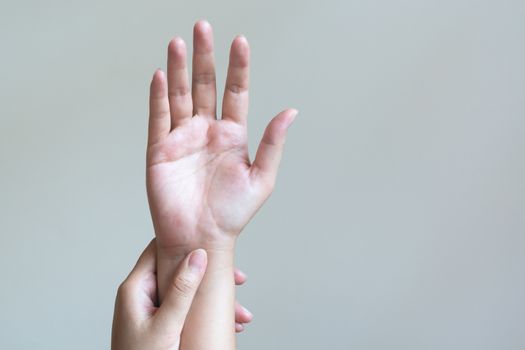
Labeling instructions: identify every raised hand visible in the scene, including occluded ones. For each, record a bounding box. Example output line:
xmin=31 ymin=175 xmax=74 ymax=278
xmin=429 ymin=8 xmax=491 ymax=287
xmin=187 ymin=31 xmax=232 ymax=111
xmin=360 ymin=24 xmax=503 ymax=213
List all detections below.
xmin=146 ymin=20 xmax=297 ymax=257
xmin=146 ymin=20 xmax=296 ymax=348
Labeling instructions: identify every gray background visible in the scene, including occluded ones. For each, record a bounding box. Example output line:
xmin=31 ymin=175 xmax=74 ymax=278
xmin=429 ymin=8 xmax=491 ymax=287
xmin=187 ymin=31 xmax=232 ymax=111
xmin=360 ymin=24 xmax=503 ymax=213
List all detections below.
xmin=1 ymin=0 xmax=524 ymax=349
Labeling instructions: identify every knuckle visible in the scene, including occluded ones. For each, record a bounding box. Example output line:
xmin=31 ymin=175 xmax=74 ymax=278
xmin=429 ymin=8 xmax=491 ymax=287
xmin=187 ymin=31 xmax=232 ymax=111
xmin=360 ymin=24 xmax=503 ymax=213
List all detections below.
xmin=172 ymin=274 xmax=195 ymax=296
xmin=116 ymin=280 xmax=133 ymax=301
xmin=168 ymin=86 xmax=190 ymax=97
xmin=261 ymin=131 xmax=279 ymax=146
xmin=226 ymin=83 xmax=247 ymax=94
xmin=193 ymin=72 xmax=216 ymax=85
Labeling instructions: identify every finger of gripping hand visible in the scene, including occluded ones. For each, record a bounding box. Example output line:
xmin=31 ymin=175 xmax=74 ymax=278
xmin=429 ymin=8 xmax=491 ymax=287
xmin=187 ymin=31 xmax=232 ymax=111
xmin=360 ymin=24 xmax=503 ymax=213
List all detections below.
xmin=192 ymin=20 xmax=217 ymax=118
xmin=153 ymin=249 xmax=207 ymax=334
xmin=235 ymin=301 xmax=253 ymax=324
xmin=234 ymin=267 xmax=247 ymax=285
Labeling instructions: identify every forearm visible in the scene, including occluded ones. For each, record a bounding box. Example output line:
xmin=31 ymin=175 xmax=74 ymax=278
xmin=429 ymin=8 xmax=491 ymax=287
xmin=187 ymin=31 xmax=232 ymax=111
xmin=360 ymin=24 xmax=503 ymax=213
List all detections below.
xmin=157 ymin=240 xmax=237 ymax=350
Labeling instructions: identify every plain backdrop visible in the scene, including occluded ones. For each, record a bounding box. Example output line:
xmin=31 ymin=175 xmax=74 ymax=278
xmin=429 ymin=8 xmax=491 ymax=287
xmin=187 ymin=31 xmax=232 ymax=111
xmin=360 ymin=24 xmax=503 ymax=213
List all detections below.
xmin=1 ymin=0 xmax=524 ymax=349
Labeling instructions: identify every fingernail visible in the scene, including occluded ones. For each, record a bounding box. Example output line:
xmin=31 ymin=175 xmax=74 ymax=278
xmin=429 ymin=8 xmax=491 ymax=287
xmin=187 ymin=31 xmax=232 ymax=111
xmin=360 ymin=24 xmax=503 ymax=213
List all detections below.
xmin=242 ymin=305 xmax=253 ymax=319
xmin=238 ymin=270 xmax=247 ymax=280
xmin=188 ymin=249 xmax=207 ymax=274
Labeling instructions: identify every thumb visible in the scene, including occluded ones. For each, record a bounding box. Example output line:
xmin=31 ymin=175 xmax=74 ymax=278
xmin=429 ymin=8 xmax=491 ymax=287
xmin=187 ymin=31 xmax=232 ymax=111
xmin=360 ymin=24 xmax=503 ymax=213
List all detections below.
xmin=153 ymin=249 xmax=207 ymax=332
xmin=250 ymin=108 xmax=298 ymax=189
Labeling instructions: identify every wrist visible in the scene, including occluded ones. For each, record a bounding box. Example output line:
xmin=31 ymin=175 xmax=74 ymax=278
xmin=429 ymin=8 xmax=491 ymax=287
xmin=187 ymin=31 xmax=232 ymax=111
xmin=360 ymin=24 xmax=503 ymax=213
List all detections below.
xmin=157 ymin=241 xmax=236 ymax=271
xmin=151 ymin=217 xmax=239 ymax=253
xmin=156 ymin=233 xmax=237 ymax=257
xmin=155 ymin=236 xmax=236 ymax=302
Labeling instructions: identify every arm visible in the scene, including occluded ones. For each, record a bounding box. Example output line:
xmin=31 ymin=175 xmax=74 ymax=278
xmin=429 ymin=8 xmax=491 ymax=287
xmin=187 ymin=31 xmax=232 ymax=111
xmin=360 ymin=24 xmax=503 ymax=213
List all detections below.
xmin=111 ymin=240 xmax=252 ymax=350
xmin=146 ymin=20 xmax=297 ymax=349
xmin=157 ymin=245 xmax=237 ymax=349
xmin=111 ymin=240 xmax=208 ymax=350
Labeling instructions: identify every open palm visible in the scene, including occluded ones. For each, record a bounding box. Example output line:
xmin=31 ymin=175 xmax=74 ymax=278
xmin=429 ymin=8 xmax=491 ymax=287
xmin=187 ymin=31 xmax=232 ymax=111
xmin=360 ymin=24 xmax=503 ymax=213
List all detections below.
xmin=146 ymin=20 xmax=297 ymax=250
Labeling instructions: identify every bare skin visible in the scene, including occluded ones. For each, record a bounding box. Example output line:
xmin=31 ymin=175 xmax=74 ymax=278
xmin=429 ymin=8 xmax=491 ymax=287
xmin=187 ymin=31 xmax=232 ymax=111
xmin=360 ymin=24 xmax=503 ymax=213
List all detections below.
xmin=146 ymin=19 xmax=297 ymax=349
xmin=112 ymin=241 xmax=208 ymax=350
xmin=111 ymin=240 xmax=252 ymax=350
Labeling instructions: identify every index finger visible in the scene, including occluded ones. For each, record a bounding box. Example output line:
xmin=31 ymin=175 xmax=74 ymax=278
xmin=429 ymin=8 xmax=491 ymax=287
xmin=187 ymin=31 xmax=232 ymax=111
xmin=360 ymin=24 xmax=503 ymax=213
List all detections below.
xmin=221 ymin=35 xmax=250 ymax=124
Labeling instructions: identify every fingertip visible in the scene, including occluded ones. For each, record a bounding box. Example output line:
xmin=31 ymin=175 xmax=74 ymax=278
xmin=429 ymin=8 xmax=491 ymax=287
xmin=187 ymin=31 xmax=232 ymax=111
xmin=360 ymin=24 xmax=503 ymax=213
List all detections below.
xmin=193 ymin=19 xmax=214 ymax=52
xmin=234 ymin=34 xmax=249 ymax=46
xmin=270 ymin=108 xmax=297 ymax=133
xmin=150 ymin=69 xmax=167 ymax=96
xmin=152 ymin=69 xmax=166 ymax=86
xmin=276 ymin=108 xmax=298 ymax=129
xmin=168 ymin=36 xmax=186 ymax=54
xmin=152 ymin=68 xmax=165 ymax=81
xmin=230 ymin=35 xmax=250 ymax=67
xmin=234 ymin=268 xmax=247 ymax=284
xmin=242 ymin=306 xmax=254 ymax=321
xmin=235 ymin=302 xmax=254 ymax=323
xmin=286 ymin=108 xmax=298 ymax=126
xmin=235 ymin=323 xmax=245 ymax=333
xmin=194 ymin=19 xmax=212 ymax=33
